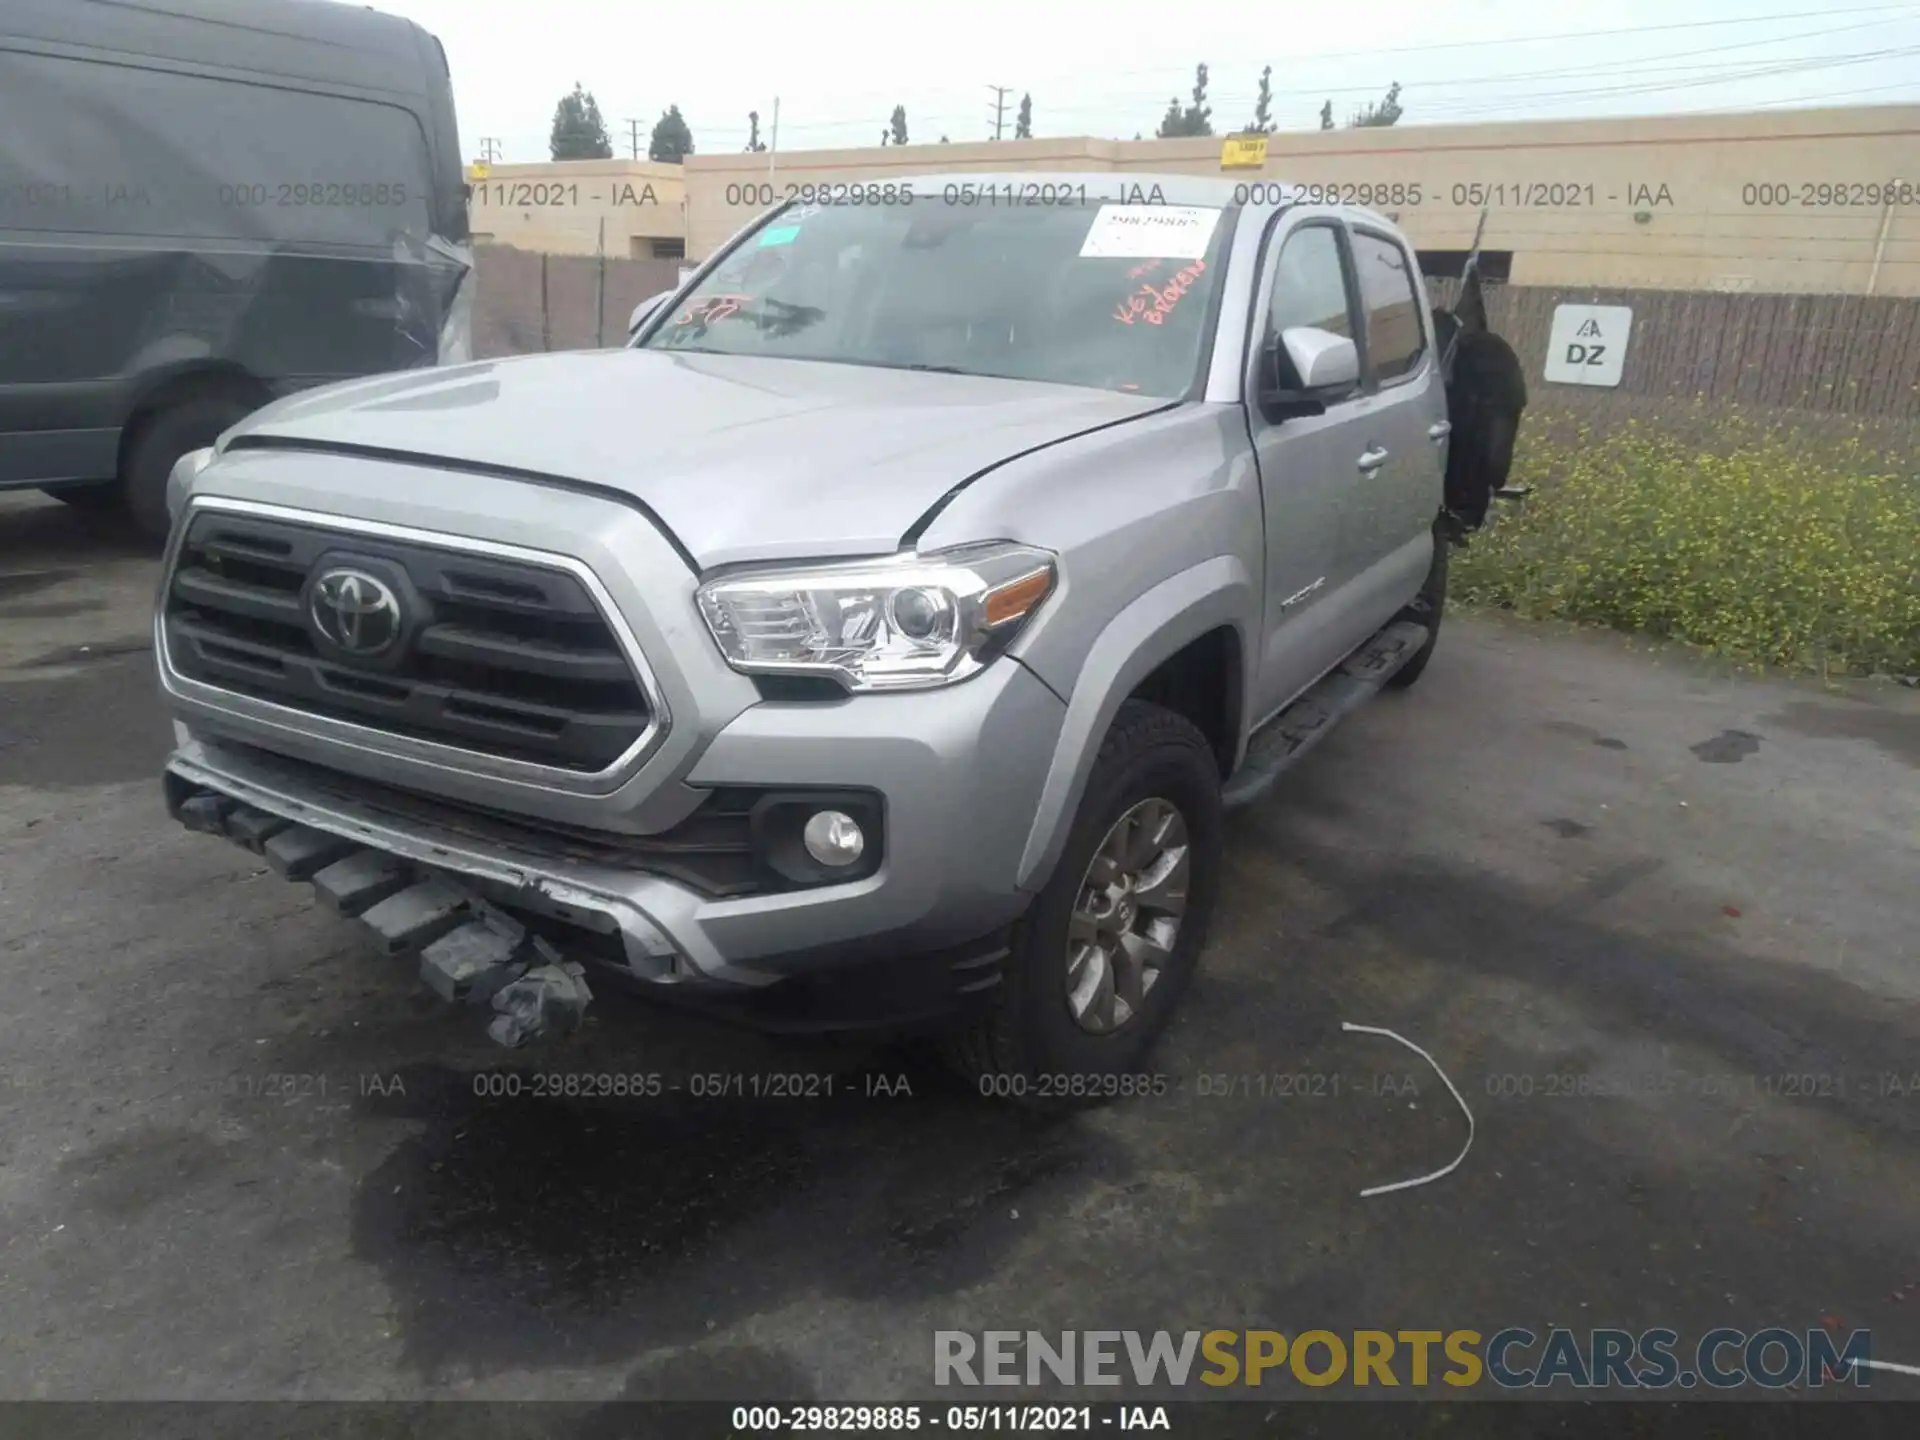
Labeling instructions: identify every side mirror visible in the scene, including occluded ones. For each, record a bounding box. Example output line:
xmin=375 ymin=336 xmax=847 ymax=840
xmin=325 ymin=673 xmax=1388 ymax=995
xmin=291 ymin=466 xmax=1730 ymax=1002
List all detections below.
xmin=628 ymin=290 xmax=674 ymax=340
xmin=1282 ymin=326 xmax=1360 ymax=390
xmin=1258 ymin=326 xmax=1360 ymax=421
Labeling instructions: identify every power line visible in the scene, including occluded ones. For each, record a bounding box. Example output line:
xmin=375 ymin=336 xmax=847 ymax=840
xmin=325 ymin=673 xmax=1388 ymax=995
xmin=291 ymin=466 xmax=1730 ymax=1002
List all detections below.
xmin=701 ymin=5 xmax=1920 ymax=107
xmin=498 ymin=8 xmax=1920 ymax=154
xmin=1038 ymin=4 xmax=1920 ymax=84
xmin=1750 ymin=79 xmax=1920 ymax=105
xmin=1402 ymin=45 xmax=1920 ymax=119
xmin=694 ymin=24 xmax=1918 ymax=141
xmin=821 ymin=17 xmax=1911 ymax=131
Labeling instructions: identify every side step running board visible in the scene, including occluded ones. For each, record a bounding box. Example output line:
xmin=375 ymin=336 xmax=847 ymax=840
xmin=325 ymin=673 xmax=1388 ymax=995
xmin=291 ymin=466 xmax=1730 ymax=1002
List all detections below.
xmin=1222 ymin=620 xmax=1430 ymax=810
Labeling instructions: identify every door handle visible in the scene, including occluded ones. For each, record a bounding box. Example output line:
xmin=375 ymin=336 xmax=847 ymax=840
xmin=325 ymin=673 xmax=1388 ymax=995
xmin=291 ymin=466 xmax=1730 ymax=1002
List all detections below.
xmin=1427 ymin=420 xmax=1452 ymax=441
xmin=1356 ymin=446 xmax=1390 ymax=473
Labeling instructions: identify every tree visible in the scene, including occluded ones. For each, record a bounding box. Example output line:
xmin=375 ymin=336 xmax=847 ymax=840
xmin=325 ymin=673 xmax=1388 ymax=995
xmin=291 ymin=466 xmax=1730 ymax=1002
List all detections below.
xmin=1319 ymin=99 xmax=1334 ymax=130
xmin=939 ymin=135 xmax=951 ymax=143
xmin=648 ymin=104 xmax=694 ymax=162
xmin=745 ymin=110 xmax=767 ymax=153
xmin=549 ymin=83 xmax=613 ymax=161
xmin=1247 ymin=65 xmax=1275 ymax=134
xmin=1185 ymin=63 xmax=1214 ymax=137
xmin=1349 ymin=81 xmax=1404 ymax=128
xmin=889 ymin=105 xmax=909 ymax=146
xmin=1015 ymin=93 xmax=1033 ymax=140
xmin=1154 ymin=64 xmax=1214 ymax=138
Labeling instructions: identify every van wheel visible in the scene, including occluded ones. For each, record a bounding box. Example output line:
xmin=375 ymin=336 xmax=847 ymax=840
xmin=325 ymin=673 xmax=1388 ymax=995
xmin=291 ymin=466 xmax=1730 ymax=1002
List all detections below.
xmin=1386 ymin=526 xmax=1448 ymax=690
xmin=122 ymin=394 xmax=254 ymax=543
xmin=944 ymin=699 xmax=1222 ymax=1102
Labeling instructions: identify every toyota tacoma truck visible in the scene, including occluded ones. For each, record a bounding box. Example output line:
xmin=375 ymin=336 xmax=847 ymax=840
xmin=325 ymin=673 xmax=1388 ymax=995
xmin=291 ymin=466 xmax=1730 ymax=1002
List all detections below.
xmin=156 ymin=175 xmax=1524 ymax=1078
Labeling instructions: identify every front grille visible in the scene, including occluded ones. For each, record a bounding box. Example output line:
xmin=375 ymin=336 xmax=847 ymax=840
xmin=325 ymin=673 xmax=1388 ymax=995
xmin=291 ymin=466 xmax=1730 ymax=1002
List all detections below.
xmin=163 ymin=512 xmax=653 ymax=773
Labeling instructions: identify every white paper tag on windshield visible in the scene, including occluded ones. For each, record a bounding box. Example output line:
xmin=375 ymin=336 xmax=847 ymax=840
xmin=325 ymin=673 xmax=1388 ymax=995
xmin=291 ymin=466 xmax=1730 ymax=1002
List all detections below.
xmin=1078 ymin=204 xmax=1220 ymax=259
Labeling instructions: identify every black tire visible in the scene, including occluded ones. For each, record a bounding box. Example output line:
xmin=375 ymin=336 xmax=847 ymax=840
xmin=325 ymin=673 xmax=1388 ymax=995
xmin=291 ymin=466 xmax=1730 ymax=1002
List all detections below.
xmin=40 ymin=482 xmax=123 ymax=512
xmin=943 ymin=699 xmax=1223 ymax=1102
xmin=1386 ymin=526 xmax=1448 ymax=690
xmin=122 ymin=393 xmax=254 ymax=543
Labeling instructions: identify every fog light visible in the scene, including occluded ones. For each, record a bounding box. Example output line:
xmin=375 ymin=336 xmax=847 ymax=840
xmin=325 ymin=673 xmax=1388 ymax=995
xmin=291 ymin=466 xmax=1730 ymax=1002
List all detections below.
xmin=802 ymin=809 xmax=865 ymax=866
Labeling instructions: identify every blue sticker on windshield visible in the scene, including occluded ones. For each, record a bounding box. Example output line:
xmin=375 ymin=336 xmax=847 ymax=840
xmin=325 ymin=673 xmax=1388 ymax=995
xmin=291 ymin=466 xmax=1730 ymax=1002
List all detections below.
xmin=758 ymin=225 xmax=801 ymax=247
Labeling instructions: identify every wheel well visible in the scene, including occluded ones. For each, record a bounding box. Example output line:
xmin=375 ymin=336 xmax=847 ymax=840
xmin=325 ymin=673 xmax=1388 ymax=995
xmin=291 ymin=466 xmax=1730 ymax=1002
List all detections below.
xmin=1128 ymin=626 xmax=1242 ymax=778
xmin=116 ymin=366 xmax=272 ymax=478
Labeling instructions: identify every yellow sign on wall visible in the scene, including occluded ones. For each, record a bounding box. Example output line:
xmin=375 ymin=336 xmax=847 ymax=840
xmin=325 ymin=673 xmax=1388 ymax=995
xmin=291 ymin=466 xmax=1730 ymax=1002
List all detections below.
xmin=1220 ymin=134 xmax=1269 ymax=170
xmin=467 ymin=163 xmax=490 ymax=181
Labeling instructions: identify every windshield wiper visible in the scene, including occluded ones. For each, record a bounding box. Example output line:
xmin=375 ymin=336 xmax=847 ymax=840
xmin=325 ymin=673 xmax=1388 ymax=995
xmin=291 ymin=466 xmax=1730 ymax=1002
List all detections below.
xmin=899 ymin=363 xmax=968 ymax=374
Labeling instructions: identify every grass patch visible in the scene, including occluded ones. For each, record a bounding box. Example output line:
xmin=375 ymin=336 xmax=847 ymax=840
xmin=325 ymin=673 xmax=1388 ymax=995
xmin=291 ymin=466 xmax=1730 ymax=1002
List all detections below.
xmin=1453 ymin=404 xmax=1920 ymax=680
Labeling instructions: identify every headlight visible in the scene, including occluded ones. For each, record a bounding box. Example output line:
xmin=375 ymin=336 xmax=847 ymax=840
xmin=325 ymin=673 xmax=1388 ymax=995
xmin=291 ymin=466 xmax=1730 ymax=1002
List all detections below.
xmin=696 ymin=542 xmax=1057 ymax=692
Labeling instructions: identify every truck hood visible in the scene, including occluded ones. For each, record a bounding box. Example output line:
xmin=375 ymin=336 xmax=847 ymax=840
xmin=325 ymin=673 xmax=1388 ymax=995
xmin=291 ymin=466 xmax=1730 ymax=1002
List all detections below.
xmin=228 ymin=350 xmax=1170 ymax=569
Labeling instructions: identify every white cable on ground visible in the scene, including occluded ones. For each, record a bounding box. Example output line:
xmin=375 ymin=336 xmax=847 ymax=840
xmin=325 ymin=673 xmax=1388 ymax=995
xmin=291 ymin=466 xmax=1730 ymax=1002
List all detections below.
xmin=1854 ymin=1358 xmax=1920 ymax=1378
xmin=1341 ymin=1020 xmax=1476 ymax=1198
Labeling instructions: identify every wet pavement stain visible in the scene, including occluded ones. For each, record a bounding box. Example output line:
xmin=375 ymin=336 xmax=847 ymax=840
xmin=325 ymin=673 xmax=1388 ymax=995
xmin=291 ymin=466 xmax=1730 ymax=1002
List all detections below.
xmin=346 ymin=1061 xmax=1114 ymax=1378
xmin=59 ymin=1127 xmax=234 ymax=1221
xmin=1574 ymin=856 xmax=1664 ymax=909
xmin=1544 ymin=718 xmax=1604 ymax=741
xmin=1543 ymin=817 xmax=1593 ymax=839
xmin=1690 ymin=729 xmax=1763 ymax=764
xmin=18 ymin=636 xmax=153 ymax=669
xmin=603 ymin=1344 xmax=819 ymax=1403
xmin=0 ymin=652 xmax=175 ymax=788
xmin=0 ymin=598 xmax=105 ymax=621
xmin=1544 ymin=720 xmax=1630 ymax=752
xmin=0 ymin=569 xmax=80 ymax=602
xmin=1765 ymin=699 xmax=1920 ymax=769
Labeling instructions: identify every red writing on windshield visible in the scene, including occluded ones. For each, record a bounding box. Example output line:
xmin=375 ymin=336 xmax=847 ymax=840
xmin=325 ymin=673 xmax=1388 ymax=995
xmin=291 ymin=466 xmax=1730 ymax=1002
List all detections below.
xmin=675 ymin=293 xmax=753 ymax=326
xmin=1113 ymin=259 xmax=1206 ymax=326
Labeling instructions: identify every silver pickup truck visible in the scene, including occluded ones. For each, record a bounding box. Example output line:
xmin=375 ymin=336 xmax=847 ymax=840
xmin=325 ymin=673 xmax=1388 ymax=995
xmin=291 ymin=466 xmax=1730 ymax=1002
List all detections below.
xmin=156 ymin=174 xmax=1524 ymax=1084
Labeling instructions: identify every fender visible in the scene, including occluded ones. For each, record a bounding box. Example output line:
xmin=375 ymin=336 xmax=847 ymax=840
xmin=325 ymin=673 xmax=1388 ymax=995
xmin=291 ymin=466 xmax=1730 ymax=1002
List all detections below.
xmin=1015 ymin=553 xmax=1257 ymax=893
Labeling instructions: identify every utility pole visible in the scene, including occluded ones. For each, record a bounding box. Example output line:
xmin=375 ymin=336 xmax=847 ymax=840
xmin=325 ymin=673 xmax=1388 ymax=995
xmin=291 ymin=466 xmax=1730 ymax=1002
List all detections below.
xmin=623 ymin=119 xmax=643 ymax=160
xmin=986 ymin=85 xmax=1012 ymax=141
xmin=477 ymin=137 xmax=503 ymax=162
xmin=768 ymin=96 xmax=780 ymax=179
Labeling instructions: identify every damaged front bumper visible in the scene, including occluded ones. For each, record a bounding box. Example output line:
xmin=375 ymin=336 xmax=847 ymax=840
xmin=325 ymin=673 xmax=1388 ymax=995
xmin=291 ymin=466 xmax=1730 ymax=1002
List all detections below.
xmin=167 ymin=771 xmax=594 ymax=1047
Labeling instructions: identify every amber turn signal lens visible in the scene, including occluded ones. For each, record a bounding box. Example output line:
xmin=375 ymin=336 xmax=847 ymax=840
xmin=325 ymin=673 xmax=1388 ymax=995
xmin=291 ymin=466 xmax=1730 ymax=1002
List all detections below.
xmin=983 ymin=567 xmax=1054 ymax=628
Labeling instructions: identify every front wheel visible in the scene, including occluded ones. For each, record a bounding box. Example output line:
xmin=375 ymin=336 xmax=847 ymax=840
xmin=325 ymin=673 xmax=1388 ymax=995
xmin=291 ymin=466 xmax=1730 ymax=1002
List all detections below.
xmin=944 ymin=699 xmax=1223 ymax=1099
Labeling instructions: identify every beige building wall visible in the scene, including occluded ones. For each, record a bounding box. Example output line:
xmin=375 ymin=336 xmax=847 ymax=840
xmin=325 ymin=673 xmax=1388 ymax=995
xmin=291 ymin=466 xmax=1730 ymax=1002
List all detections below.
xmin=463 ymin=159 xmax=686 ymax=259
xmin=674 ymin=107 xmax=1920 ymax=295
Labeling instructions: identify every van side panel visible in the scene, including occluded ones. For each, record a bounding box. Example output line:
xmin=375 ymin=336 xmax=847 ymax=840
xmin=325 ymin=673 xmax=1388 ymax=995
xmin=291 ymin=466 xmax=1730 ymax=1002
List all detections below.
xmin=0 ymin=0 xmax=471 ymax=489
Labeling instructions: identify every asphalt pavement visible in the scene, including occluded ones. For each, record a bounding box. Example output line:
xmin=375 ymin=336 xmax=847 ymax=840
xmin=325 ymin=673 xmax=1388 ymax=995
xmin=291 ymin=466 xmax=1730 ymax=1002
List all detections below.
xmin=1 ymin=489 xmax=1917 ymax=1416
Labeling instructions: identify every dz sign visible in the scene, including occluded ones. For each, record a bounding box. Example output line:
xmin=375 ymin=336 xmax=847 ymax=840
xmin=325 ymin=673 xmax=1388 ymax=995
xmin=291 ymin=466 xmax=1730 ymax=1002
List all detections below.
xmin=1544 ymin=304 xmax=1633 ymax=388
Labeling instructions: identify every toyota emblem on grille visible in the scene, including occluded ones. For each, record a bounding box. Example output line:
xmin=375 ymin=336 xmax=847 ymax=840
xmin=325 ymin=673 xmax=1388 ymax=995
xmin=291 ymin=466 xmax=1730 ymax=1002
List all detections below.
xmin=309 ymin=568 xmax=403 ymax=656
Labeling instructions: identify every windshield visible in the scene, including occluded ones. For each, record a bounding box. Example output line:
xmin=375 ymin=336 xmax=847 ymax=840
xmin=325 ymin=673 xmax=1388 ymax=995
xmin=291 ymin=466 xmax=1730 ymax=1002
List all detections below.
xmin=641 ymin=194 xmax=1232 ymax=398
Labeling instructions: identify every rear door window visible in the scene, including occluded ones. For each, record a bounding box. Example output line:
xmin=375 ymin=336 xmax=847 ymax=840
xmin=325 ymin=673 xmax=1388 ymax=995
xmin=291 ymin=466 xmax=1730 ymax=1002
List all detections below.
xmin=1349 ymin=231 xmax=1426 ymax=382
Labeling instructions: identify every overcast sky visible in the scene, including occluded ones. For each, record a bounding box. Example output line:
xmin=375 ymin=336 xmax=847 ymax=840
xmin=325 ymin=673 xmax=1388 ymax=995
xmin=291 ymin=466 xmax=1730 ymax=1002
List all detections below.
xmin=380 ymin=0 xmax=1920 ymax=162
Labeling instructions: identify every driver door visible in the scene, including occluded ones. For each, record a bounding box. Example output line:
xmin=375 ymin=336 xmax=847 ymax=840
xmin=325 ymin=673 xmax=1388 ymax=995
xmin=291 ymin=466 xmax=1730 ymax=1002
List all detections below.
xmin=1244 ymin=214 xmax=1371 ymax=723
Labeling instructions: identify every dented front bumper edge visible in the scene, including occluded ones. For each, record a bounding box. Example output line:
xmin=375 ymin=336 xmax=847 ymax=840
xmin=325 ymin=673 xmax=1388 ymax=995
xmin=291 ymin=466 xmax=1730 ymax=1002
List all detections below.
xmin=162 ymin=733 xmax=753 ymax=1046
xmin=170 ymin=771 xmax=592 ymax=1046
